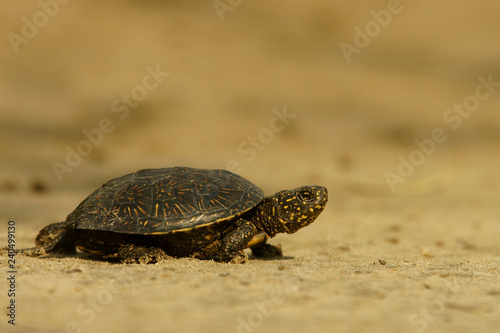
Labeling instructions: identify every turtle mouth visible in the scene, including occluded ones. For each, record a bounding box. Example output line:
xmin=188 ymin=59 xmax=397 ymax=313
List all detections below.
xmin=281 ymin=222 xmax=294 ymax=234
xmin=284 ymin=224 xmax=298 ymax=234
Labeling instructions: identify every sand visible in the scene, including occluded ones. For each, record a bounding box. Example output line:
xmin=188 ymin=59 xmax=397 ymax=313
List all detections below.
xmin=1 ymin=1 xmax=499 ymax=332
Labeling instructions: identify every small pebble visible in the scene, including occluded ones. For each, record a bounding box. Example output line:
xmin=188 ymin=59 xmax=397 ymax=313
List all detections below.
xmin=31 ymin=179 xmax=48 ymax=194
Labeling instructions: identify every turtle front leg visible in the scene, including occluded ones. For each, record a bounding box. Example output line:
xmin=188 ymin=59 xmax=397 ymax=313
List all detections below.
xmin=219 ymin=218 xmax=258 ymax=263
xmin=251 ymin=243 xmax=283 ymax=258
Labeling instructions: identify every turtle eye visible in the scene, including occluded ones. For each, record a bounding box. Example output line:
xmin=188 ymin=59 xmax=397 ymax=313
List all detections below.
xmin=298 ymin=190 xmax=314 ymax=202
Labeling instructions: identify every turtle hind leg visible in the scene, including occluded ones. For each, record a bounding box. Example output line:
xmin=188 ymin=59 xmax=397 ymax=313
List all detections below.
xmin=117 ymin=244 xmax=170 ymax=264
xmin=35 ymin=221 xmax=77 ymax=254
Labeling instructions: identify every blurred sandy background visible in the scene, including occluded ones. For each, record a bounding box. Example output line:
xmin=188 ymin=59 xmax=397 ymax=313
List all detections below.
xmin=1 ymin=1 xmax=499 ymax=332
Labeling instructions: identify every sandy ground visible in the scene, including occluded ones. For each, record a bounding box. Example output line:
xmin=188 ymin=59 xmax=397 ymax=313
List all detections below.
xmin=1 ymin=1 xmax=500 ymax=332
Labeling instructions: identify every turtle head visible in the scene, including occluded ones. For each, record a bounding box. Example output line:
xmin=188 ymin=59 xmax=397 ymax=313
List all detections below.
xmin=272 ymin=185 xmax=328 ymax=234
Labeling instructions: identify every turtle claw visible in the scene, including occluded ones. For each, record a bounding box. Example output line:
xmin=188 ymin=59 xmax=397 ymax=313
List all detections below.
xmin=2 ymin=247 xmax=45 ymax=257
xmin=19 ymin=247 xmax=46 ymax=257
xmin=228 ymin=251 xmax=248 ymax=264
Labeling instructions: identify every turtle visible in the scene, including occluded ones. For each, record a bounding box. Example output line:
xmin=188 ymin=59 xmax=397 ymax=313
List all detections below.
xmin=34 ymin=167 xmax=328 ymax=263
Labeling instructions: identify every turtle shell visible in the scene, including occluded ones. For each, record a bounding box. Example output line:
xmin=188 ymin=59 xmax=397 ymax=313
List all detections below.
xmin=67 ymin=167 xmax=264 ymax=235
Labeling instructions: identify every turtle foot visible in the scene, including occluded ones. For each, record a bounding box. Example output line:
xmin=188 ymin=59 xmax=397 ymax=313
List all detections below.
xmin=228 ymin=251 xmax=248 ymax=264
xmin=17 ymin=247 xmax=47 ymax=257
xmin=118 ymin=244 xmax=169 ymax=264
xmin=251 ymin=243 xmax=283 ymax=258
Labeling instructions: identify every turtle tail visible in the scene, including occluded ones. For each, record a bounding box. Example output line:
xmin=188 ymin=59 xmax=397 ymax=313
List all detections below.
xmin=35 ymin=221 xmax=77 ymax=253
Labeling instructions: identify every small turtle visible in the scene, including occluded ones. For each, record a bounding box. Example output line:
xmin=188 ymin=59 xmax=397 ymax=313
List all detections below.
xmin=35 ymin=167 xmax=328 ymax=263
